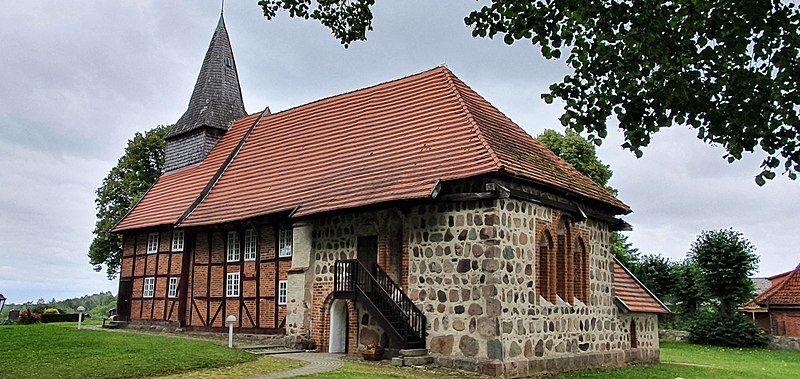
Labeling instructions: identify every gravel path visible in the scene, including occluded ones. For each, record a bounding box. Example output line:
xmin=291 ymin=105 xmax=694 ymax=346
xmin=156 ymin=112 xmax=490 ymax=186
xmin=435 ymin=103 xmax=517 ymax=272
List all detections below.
xmin=252 ymin=352 xmax=344 ymax=378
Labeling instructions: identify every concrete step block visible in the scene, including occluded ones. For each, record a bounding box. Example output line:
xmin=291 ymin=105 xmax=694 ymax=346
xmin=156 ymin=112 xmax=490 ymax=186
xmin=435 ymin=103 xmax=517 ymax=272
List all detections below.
xmin=399 ymin=348 xmax=428 ymax=357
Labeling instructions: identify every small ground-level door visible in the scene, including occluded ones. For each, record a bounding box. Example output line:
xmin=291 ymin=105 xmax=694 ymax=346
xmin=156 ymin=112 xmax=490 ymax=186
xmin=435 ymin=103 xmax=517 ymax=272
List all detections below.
xmin=329 ymin=300 xmax=349 ymax=353
xmin=117 ymin=279 xmax=133 ymax=321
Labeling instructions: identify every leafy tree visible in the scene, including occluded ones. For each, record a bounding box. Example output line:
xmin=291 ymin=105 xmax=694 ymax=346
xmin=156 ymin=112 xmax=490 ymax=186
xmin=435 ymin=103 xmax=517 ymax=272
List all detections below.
xmin=672 ymin=259 xmax=704 ymax=316
xmin=89 ymin=126 xmax=170 ymax=278
xmin=258 ymin=0 xmax=800 ymax=184
xmin=689 ymin=228 xmax=759 ymax=316
xmin=536 ymin=129 xmax=615 ymax=194
xmin=611 ymin=233 xmax=640 ymax=269
xmin=631 ymin=254 xmax=677 ymax=302
xmin=686 ymin=228 xmax=765 ymax=347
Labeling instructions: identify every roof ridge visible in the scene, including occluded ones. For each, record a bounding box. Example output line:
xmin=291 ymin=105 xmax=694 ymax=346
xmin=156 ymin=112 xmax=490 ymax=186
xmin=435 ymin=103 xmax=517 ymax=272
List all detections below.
xmin=440 ymin=67 xmax=503 ymax=171
xmin=264 ymin=67 xmax=445 ymax=119
xmin=176 ymin=107 xmax=271 ymax=226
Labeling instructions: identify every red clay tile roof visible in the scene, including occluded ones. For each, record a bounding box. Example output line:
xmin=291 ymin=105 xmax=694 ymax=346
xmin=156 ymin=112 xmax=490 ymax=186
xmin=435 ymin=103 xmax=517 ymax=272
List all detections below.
xmin=114 ymin=67 xmax=629 ymax=231
xmin=113 ymin=113 xmax=260 ymax=231
xmin=613 ymin=258 xmax=670 ymax=314
xmin=755 ymin=263 xmax=800 ymax=305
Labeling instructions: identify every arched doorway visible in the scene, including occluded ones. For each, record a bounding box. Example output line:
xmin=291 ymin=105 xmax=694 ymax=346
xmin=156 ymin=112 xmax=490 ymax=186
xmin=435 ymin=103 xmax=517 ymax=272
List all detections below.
xmin=329 ymin=300 xmax=349 ymax=353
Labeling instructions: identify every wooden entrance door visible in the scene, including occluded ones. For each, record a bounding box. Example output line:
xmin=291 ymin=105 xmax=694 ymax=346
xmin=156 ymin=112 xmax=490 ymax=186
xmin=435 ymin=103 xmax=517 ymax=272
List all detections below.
xmin=357 ymin=235 xmax=378 ymax=274
xmin=117 ymin=279 xmax=132 ymax=321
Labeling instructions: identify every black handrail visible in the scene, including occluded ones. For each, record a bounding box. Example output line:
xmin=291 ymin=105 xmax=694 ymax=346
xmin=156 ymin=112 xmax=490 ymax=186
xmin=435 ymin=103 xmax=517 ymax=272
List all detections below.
xmin=333 ymin=259 xmax=426 ymax=347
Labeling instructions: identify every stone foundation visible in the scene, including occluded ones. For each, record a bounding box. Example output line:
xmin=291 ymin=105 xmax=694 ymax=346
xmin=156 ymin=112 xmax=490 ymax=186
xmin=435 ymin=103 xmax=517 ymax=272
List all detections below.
xmin=434 ymin=347 xmax=659 ymax=377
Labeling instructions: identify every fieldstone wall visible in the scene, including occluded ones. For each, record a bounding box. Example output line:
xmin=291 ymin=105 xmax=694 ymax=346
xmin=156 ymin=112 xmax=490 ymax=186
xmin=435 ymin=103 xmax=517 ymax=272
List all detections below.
xmin=293 ymin=209 xmax=402 ymax=353
xmin=769 ymin=335 xmax=800 ymax=350
xmin=407 ymin=194 xmax=660 ymax=377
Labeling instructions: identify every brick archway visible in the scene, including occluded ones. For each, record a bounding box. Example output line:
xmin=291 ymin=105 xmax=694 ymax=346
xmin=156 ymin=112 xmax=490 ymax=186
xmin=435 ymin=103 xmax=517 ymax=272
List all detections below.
xmin=313 ymin=291 xmax=358 ymax=354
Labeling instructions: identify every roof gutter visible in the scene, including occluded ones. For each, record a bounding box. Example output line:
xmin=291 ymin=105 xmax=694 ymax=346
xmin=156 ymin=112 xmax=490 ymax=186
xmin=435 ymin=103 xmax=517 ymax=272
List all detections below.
xmin=176 ymin=106 xmax=272 ymax=226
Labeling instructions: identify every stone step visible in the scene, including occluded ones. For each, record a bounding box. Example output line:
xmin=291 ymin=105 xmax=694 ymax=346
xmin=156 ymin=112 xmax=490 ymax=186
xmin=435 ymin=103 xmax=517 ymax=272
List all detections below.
xmin=237 ymin=344 xmax=284 ymax=350
xmin=245 ymin=348 xmax=304 ymax=356
xmin=403 ymin=356 xmax=434 ymax=366
xmin=399 ymin=348 xmax=428 ymax=357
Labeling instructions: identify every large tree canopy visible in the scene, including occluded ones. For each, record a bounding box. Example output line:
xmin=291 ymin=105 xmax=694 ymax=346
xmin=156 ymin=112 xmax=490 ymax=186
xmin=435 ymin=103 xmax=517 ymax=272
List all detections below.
xmin=89 ymin=126 xmax=169 ymax=278
xmin=258 ymin=0 xmax=800 ymax=184
xmin=536 ymin=129 xmax=615 ymax=194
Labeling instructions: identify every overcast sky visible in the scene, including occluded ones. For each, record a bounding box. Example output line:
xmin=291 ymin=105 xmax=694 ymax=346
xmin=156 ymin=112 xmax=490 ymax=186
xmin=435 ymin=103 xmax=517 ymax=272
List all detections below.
xmin=1 ymin=1 xmax=798 ymax=304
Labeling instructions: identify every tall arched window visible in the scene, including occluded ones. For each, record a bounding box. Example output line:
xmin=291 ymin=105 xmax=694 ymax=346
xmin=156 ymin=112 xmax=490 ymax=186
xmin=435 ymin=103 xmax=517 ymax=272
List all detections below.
xmin=556 ymin=219 xmax=573 ymax=303
xmin=573 ymin=237 xmax=588 ymax=303
xmin=537 ymin=231 xmax=554 ymax=303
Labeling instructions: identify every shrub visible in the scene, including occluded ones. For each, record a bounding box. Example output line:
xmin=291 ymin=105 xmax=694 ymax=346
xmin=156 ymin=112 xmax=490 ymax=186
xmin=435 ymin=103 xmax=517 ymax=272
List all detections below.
xmin=41 ymin=314 xmax=81 ymax=323
xmin=17 ymin=309 xmax=42 ymax=325
xmin=688 ymin=310 xmax=769 ymax=347
xmin=43 ymin=308 xmax=60 ymax=315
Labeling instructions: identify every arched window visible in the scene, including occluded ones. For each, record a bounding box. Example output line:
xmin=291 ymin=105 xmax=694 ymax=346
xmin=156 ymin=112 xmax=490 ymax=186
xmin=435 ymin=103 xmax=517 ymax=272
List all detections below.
xmin=573 ymin=237 xmax=588 ymax=303
xmin=556 ymin=219 xmax=573 ymax=303
xmin=537 ymin=231 xmax=554 ymax=303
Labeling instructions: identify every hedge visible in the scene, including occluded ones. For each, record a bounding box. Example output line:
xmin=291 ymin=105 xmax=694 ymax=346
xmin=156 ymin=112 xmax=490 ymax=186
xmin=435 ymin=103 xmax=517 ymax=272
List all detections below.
xmin=41 ymin=314 xmax=89 ymax=323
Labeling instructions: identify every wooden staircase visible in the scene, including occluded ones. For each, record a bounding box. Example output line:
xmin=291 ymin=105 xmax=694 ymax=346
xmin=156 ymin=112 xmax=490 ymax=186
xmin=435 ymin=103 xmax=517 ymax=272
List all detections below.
xmin=333 ymin=260 xmax=426 ymax=349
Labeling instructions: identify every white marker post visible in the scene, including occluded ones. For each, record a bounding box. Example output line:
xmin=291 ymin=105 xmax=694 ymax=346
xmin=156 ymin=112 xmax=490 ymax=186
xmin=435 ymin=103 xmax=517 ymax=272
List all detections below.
xmin=226 ymin=315 xmax=236 ymax=348
xmin=77 ymin=306 xmax=85 ymax=329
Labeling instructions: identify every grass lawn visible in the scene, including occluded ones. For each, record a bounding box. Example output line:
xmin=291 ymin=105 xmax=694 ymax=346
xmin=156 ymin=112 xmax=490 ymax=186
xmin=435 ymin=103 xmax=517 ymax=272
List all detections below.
xmin=294 ymin=341 xmax=800 ymax=379
xmin=0 ymin=322 xmax=261 ymax=379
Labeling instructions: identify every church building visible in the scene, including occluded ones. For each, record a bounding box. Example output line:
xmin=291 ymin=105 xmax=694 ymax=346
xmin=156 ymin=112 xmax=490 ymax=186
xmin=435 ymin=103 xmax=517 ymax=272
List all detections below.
xmin=112 ymin=14 xmax=668 ymax=377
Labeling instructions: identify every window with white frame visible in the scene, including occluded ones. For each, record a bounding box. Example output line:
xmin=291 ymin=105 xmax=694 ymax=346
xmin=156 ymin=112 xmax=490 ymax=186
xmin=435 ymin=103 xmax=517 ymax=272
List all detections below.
xmin=171 ymin=230 xmax=184 ymax=252
xmin=278 ymin=228 xmax=292 ymax=258
xmin=278 ymin=280 xmax=288 ymax=305
xmin=227 ymin=231 xmax=240 ymax=262
xmin=168 ymin=277 xmax=179 ymax=298
xmin=226 ymin=272 xmax=240 ymax=297
xmin=143 ymin=277 xmax=155 ymax=298
xmin=147 ymin=233 xmax=159 ymax=254
xmin=244 ymin=229 xmax=257 ymax=261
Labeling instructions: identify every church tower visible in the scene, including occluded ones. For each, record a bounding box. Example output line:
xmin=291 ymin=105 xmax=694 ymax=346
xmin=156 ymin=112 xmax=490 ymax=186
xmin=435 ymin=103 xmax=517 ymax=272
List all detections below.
xmin=164 ymin=14 xmax=247 ymax=173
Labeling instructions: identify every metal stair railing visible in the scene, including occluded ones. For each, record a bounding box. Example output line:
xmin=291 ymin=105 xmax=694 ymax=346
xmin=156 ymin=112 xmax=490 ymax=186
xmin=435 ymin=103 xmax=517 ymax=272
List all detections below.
xmin=333 ymin=259 xmax=426 ymax=348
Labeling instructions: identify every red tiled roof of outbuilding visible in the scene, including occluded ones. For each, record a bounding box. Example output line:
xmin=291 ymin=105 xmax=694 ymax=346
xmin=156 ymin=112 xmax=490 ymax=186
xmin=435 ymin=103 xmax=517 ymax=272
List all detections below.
xmin=114 ymin=67 xmax=629 ymax=231
xmin=755 ymin=263 xmax=800 ymax=305
xmin=613 ymin=258 xmax=670 ymax=314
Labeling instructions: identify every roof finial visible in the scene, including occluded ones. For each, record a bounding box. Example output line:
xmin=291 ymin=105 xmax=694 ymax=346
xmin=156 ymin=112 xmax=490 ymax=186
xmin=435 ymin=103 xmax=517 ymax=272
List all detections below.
xmin=221 ymin=0 xmax=224 ymax=16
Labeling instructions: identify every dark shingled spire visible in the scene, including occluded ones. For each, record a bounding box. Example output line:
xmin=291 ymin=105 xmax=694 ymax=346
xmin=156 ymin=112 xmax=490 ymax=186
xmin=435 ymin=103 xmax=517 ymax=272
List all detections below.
xmin=164 ymin=13 xmax=247 ymax=172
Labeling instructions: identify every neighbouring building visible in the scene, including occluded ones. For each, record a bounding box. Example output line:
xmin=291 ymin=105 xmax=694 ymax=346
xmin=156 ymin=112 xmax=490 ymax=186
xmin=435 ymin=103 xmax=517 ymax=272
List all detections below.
xmin=741 ymin=263 xmax=800 ymax=336
xmin=111 ymin=14 xmax=669 ymax=377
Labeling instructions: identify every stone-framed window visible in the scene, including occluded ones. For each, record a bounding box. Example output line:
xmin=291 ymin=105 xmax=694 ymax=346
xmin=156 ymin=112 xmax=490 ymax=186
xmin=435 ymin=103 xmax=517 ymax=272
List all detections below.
xmin=171 ymin=230 xmax=184 ymax=252
xmin=573 ymin=237 xmax=589 ymax=303
xmin=143 ymin=277 xmax=155 ymax=298
xmin=168 ymin=277 xmax=179 ymax=298
xmin=278 ymin=228 xmax=292 ymax=258
xmin=227 ymin=231 xmax=240 ymax=262
xmin=630 ymin=319 xmax=638 ymax=348
xmin=244 ymin=229 xmax=257 ymax=261
xmin=556 ymin=219 xmax=573 ymax=303
xmin=226 ymin=272 xmax=240 ymax=297
xmin=147 ymin=233 xmax=159 ymax=254
xmin=278 ymin=280 xmax=288 ymax=305
xmin=537 ymin=231 xmax=555 ymax=303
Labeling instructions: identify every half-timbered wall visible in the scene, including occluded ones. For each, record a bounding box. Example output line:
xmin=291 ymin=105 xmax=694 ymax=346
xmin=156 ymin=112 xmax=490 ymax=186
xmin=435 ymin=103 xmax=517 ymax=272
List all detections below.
xmin=186 ymin=224 xmax=290 ymax=332
xmin=120 ymin=230 xmax=184 ymax=323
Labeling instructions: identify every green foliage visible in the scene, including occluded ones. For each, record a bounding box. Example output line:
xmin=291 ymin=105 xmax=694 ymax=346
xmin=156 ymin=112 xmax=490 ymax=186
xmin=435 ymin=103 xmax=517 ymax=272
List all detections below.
xmin=89 ymin=125 xmax=170 ymax=278
xmin=671 ymin=259 xmax=705 ymax=316
xmin=688 ymin=310 xmax=769 ymax=348
xmin=535 ymin=129 xmax=615 ymax=194
xmin=689 ymin=229 xmax=759 ymax=316
xmin=258 ymin=0 xmax=375 ymax=47
xmin=2 ymin=292 xmax=117 ymax=321
xmin=259 ymin=1 xmax=800 ymax=183
xmin=629 ymin=253 xmax=677 ymax=302
xmin=611 ymin=233 xmax=640 ymax=268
